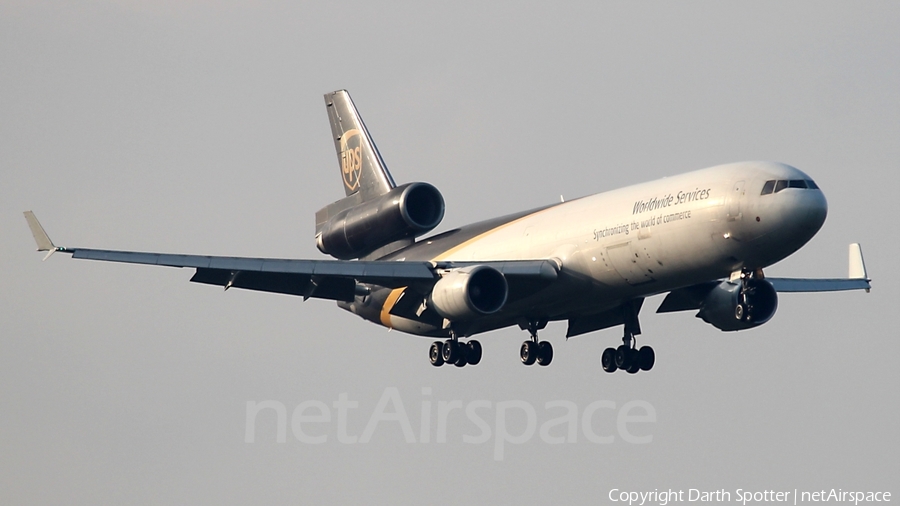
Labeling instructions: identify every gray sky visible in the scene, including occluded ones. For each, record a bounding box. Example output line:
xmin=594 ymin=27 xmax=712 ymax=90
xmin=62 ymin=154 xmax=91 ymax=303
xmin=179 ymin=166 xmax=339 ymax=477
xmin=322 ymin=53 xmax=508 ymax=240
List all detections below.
xmin=1 ymin=1 xmax=897 ymax=504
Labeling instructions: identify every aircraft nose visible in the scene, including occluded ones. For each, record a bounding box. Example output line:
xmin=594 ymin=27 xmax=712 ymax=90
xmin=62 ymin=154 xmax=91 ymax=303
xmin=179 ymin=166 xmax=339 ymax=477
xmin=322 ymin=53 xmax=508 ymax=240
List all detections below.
xmin=789 ymin=186 xmax=828 ymax=239
xmin=807 ymin=188 xmax=828 ymax=230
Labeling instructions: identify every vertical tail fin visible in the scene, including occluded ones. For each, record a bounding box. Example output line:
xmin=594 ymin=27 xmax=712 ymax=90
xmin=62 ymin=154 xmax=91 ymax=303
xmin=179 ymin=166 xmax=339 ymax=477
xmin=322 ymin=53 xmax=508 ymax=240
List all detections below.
xmin=324 ymin=90 xmax=395 ymax=200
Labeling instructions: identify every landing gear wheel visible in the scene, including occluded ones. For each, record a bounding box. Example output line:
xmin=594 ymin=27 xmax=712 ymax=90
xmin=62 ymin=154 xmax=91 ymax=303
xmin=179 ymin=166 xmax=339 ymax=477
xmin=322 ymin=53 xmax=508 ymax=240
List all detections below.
xmin=429 ymin=341 xmax=444 ymax=367
xmin=537 ymin=341 xmax=553 ymax=366
xmin=626 ymin=351 xmax=641 ymax=374
xmin=520 ymin=340 xmax=538 ymax=365
xmin=614 ymin=345 xmax=632 ymax=369
xmin=466 ymin=340 xmax=482 ymax=365
xmin=601 ymin=347 xmax=618 ymax=373
xmin=638 ymin=346 xmax=655 ymax=371
xmin=454 ymin=345 xmax=468 ymax=367
xmin=441 ymin=340 xmax=458 ymax=363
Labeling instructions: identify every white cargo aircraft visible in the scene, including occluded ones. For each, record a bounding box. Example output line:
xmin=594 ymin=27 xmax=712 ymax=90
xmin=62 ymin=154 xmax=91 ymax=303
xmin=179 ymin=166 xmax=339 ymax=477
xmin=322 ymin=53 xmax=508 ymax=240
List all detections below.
xmin=25 ymin=90 xmax=871 ymax=373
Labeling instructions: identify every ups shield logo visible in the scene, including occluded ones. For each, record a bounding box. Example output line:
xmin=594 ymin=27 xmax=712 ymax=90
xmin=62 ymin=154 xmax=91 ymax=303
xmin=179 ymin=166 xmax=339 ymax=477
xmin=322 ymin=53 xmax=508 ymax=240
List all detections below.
xmin=340 ymin=129 xmax=363 ymax=192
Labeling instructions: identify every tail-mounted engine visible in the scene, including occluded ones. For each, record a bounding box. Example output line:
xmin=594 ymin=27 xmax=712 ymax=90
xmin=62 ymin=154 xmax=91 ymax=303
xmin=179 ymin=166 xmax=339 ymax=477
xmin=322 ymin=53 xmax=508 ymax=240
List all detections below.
xmin=316 ymin=182 xmax=445 ymax=259
xmin=427 ymin=266 xmax=508 ymax=321
xmin=697 ymin=278 xmax=778 ymax=331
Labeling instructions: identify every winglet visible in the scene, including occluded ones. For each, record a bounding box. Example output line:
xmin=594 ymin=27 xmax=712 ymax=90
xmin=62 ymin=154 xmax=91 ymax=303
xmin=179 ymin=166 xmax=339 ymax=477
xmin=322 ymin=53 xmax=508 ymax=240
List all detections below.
xmin=23 ymin=211 xmax=59 ymax=260
xmin=848 ymin=243 xmax=868 ymax=282
xmin=848 ymin=243 xmax=867 ymax=279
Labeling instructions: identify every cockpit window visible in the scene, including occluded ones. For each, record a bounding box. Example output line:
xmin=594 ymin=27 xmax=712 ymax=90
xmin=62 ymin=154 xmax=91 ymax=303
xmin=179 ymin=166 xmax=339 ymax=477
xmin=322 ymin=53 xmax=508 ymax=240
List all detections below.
xmin=761 ymin=179 xmax=821 ymax=195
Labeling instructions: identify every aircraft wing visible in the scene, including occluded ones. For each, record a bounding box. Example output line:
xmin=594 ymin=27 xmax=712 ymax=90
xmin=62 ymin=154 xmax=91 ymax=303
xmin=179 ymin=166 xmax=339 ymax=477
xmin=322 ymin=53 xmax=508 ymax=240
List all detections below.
xmin=657 ymin=243 xmax=870 ymax=313
xmin=66 ymin=248 xmax=439 ymax=300
xmin=24 ymin=212 xmax=558 ymax=302
xmin=766 ymin=243 xmax=871 ymax=293
xmin=765 ymin=277 xmax=870 ymax=292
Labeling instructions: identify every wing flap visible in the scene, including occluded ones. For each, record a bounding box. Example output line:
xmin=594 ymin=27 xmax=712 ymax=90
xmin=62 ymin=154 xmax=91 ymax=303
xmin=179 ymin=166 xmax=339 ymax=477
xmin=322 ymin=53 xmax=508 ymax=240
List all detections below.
xmin=656 ymin=282 xmax=718 ymax=313
xmin=566 ymin=299 xmax=644 ymax=338
xmin=190 ymin=269 xmax=356 ymax=300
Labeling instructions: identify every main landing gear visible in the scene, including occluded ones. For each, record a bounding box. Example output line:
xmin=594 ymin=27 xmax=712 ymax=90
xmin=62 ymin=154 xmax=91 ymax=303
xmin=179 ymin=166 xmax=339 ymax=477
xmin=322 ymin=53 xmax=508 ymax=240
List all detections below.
xmin=519 ymin=319 xmax=553 ymax=366
xmin=601 ymin=338 xmax=654 ymax=374
xmin=429 ymin=333 xmax=482 ymax=368
xmin=601 ymin=300 xmax=654 ymax=374
xmin=735 ymin=267 xmax=763 ymax=322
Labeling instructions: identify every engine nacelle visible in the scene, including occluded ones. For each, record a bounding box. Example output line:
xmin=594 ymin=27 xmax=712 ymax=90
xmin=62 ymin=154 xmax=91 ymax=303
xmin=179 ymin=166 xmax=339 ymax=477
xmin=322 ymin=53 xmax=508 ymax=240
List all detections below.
xmin=697 ymin=279 xmax=778 ymax=331
xmin=316 ymin=182 xmax=445 ymax=259
xmin=428 ymin=266 xmax=508 ymax=321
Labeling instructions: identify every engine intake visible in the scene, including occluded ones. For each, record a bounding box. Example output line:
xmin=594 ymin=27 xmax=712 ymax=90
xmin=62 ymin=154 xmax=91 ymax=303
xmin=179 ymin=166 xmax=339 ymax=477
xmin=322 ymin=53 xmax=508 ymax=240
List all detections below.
xmin=428 ymin=266 xmax=508 ymax=321
xmin=697 ymin=279 xmax=778 ymax=331
xmin=316 ymin=182 xmax=444 ymax=259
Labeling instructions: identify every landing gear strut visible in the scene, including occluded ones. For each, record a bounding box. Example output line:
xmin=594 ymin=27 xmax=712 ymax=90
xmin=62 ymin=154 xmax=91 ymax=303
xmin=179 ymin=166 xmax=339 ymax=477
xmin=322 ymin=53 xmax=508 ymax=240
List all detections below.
xmin=429 ymin=330 xmax=481 ymax=368
xmin=602 ymin=300 xmax=654 ymax=374
xmin=735 ymin=267 xmax=764 ymax=322
xmin=519 ymin=319 xmax=553 ymax=366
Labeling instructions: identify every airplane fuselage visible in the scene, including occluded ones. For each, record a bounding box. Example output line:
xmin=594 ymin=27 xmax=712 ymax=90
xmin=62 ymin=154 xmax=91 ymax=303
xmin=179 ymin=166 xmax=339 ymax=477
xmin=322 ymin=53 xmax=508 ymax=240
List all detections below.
xmin=343 ymin=161 xmax=828 ymax=337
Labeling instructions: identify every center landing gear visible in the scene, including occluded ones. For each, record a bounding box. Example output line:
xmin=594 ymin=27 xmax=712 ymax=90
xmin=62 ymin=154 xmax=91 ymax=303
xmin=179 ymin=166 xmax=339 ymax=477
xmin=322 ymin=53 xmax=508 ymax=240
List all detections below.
xmin=429 ymin=331 xmax=482 ymax=368
xmin=601 ymin=300 xmax=655 ymax=374
xmin=601 ymin=337 xmax=654 ymax=374
xmin=519 ymin=319 xmax=553 ymax=366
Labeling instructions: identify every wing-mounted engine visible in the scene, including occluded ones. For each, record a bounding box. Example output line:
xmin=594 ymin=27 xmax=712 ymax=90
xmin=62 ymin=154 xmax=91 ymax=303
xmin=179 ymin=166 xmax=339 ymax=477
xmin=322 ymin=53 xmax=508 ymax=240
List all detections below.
xmin=316 ymin=182 xmax=445 ymax=260
xmin=427 ymin=266 xmax=508 ymax=321
xmin=697 ymin=278 xmax=778 ymax=331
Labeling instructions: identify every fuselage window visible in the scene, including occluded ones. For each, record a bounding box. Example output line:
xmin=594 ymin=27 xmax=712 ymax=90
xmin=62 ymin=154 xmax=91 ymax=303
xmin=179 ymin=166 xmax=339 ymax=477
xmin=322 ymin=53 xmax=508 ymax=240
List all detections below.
xmin=761 ymin=180 xmax=776 ymax=195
